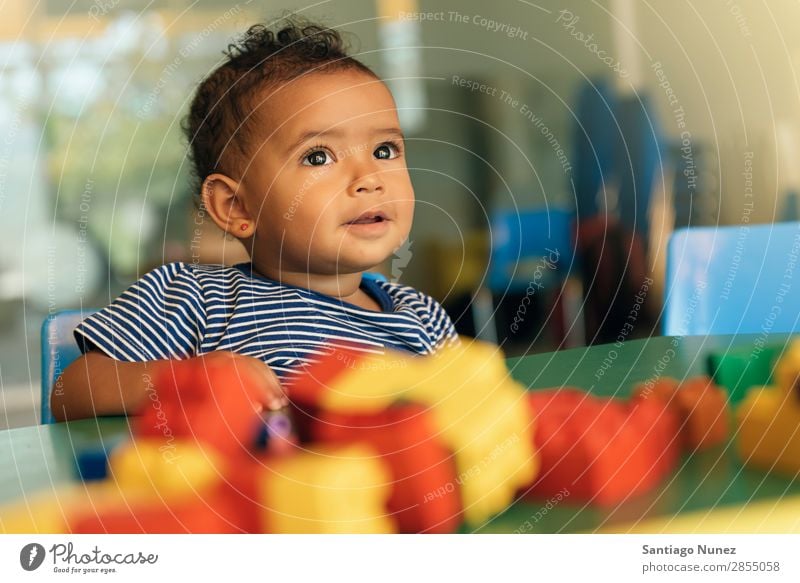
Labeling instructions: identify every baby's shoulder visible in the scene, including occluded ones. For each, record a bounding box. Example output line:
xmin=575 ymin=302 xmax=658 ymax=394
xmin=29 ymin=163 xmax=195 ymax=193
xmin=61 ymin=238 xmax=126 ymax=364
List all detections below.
xmin=377 ymin=281 xmax=439 ymax=311
xmin=140 ymin=261 xmax=249 ymax=291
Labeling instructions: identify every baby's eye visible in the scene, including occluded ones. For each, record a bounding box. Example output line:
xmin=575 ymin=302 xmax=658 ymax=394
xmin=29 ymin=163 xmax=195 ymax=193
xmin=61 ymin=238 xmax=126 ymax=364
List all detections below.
xmin=302 ymin=149 xmax=333 ymax=166
xmin=374 ymin=142 xmax=400 ymax=160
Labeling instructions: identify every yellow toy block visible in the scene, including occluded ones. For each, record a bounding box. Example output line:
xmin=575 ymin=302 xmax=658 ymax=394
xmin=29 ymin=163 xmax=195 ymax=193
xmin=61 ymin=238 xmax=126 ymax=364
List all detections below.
xmin=736 ymin=385 xmax=800 ymax=476
xmin=109 ymin=439 xmax=222 ymax=497
xmin=427 ymin=386 xmax=537 ymax=524
xmin=0 ymin=486 xmax=85 ymax=533
xmin=260 ymin=444 xmax=395 ymax=533
xmin=409 ymin=340 xmax=512 ymax=403
xmin=302 ymin=338 xmax=511 ymax=413
xmin=774 ymin=339 xmax=800 ymax=395
xmin=736 ymin=340 xmax=800 ymax=477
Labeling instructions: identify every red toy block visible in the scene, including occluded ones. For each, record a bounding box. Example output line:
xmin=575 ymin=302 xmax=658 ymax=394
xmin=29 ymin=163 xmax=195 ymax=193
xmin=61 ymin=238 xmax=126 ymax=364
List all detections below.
xmin=626 ymin=394 xmax=680 ymax=479
xmin=526 ymin=388 xmax=679 ymax=506
xmin=213 ymin=457 xmax=272 ymax=534
xmin=134 ymin=359 xmax=265 ymax=458
xmin=633 ymin=375 xmax=729 ymax=451
xmin=311 ymin=404 xmax=462 ymax=533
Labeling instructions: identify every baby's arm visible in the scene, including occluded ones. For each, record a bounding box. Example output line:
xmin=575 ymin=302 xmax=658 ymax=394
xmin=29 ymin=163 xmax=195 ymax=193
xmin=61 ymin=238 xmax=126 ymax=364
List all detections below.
xmin=52 ymin=350 xmax=287 ymax=422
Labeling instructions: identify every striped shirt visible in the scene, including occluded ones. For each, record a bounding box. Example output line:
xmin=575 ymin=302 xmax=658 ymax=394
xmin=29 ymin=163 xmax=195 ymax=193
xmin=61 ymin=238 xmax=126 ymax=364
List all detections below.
xmin=74 ymin=262 xmax=459 ymax=381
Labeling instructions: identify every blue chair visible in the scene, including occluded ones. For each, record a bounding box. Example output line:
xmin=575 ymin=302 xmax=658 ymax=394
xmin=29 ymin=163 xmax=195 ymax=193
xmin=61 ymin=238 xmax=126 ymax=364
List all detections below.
xmin=40 ymin=309 xmax=95 ymax=424
xmin=473 ymin=208 xmax=582 ymax=345
xmin=663 ymin=222 xmax=800 ymax=336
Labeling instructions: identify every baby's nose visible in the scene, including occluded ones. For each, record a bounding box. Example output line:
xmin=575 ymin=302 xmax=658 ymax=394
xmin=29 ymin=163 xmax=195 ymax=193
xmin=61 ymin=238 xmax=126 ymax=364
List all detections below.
xmin=352 ymin=172 xmax=385 ymax=195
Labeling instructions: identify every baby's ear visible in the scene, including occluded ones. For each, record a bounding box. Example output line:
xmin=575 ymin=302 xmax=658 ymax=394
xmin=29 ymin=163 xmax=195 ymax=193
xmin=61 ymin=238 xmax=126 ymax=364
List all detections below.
xmin=201 ymin=173 xmax=254 ymax=240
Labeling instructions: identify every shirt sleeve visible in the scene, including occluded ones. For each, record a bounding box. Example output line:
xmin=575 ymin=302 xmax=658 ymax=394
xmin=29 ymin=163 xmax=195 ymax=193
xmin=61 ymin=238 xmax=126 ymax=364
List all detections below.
xmin=419 ymin=291 xmax=461 ymax=350
xmin=74 ymin=262 xmax=207 ymax=361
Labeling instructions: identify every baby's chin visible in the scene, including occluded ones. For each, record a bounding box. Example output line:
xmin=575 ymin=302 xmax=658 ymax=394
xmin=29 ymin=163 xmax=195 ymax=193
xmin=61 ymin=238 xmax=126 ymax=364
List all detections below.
xmin=334 ymin=255 xmax=391 ymax=275
xmin=336 ymin=241 xmax=402 ymax=270
xmin=310 ymin=251 xmax=393 ymax=277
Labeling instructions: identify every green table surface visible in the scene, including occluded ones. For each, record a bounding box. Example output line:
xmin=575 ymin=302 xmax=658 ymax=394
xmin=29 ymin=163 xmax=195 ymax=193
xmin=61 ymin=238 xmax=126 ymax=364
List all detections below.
xmin=2 ymin=335 xmax=799 ymax=533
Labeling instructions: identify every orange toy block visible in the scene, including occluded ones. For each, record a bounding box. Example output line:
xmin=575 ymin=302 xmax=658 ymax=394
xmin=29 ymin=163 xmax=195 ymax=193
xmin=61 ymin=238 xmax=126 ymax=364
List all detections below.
xmin=526 ymin=389 xmax=679 ymax=506
xmin=135 ymin=359 xmax=265 ymax=457
xmin=633 ymin=376 xmax=729 ymax=451
xmin=311 ymin=404 xmax=462 ymax=533
xmin=68 ymin=486 xmax=241 ymax=534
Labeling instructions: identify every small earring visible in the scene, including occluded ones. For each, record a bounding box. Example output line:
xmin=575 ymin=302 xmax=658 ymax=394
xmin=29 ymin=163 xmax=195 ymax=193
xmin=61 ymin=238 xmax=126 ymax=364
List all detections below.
xmin=240 ymin=223 xmax=249 ymax=232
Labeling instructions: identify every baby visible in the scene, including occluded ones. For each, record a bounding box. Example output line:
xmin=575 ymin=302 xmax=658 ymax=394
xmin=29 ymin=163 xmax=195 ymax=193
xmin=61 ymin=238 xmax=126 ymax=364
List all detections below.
xmin=54 ymin=19 xmax=459 ymax=421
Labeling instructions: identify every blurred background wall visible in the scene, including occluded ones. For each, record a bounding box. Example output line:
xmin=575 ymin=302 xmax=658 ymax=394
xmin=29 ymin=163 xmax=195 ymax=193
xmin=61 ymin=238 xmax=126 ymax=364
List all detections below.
xmin=2 ymin=0 xmax=800 ymax=427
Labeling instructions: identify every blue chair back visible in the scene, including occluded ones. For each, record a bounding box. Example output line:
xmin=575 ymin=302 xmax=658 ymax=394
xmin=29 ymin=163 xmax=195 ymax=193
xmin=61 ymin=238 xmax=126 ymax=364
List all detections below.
xmin=40 ymin=310 xmax=95 ymax=424
xmin=664 ymin=222 xmax=800 ymax=335
xmin=487 ymin=208 xmax=576 ymax=293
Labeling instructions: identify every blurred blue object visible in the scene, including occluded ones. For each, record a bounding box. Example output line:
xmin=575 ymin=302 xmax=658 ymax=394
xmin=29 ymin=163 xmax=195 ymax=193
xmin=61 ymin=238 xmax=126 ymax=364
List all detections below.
xmin=573 ymin=80 xmax=617 ymax=218
xmin=573 ymin=81 xmax=664 ymax=242
xmin=40 ymin=309 xmax=95 ymax=424
xmin=614 ymin=94 xmax=663 ymax=240
xmin=75 ymin=447 xmax=111 ymax=481
xmin=474 ymin=207 xmax=582 ymax=345
xmin=487 ymin=208 xmax=576 ymax=293
xmin=664 ymin=222 xmax=800 ymax=335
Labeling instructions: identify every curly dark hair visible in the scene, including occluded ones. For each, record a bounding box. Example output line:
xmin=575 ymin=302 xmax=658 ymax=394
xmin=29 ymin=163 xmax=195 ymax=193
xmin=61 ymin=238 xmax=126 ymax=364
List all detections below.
xmin=182 ymin=17 xmax=377 ymax=202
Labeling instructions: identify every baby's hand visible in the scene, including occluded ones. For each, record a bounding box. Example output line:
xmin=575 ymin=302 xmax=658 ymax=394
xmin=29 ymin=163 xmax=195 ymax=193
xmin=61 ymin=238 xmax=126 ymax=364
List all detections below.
xmin=196 ymin=351 xmax=288 ymax=412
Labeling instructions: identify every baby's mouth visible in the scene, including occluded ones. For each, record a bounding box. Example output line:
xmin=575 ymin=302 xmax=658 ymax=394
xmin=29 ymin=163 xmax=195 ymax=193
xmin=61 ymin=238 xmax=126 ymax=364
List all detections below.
xmin=345 ymin=211 xmax=389 ymax=225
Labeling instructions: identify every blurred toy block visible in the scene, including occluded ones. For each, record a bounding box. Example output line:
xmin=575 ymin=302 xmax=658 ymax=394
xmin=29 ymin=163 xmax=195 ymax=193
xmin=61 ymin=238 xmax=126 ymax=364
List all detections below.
xmin=108 ymin=439 xmax=222 ymax=498
xmin=67 ymin=486 xmax=240 ymax=534
xmin=292 ymin=339 xmax=538 ymax=526
xmin=773 ymin=339 xmax=800 ymax=395
xmin=290 ymin=340 xmax=510 ymax=414
xmin=312 ymin=404 xmax=462 ymax=533
xmin=428 ymin=387 xmax=537 ymax=524
xmin=260 ymin=444 xmax=395 ymax=533
xmin=66 ymin=438 xmax=241 ymax=533
xmin=736 ymin=340 xmax=800 ymax=476
xmin=4 ymin=339 xmax=539 ymax=533
xmin=134 ymin=358 xmax=268 ymax=458
xmin=75 ymin=447 xmax=110 ymax=482
xmin=289 ymin=344 xmax=418 ymax=414
xmin=707 ymin=343 xmax=781 ymax=404
xmin=0 ymin=487 xmax=102 ymax=533
xmin=526 ymin=388 xmax=679 ymax=506
xmin=632 ymin=376 xmax=729 ymax=451
xmin=395 ymin=341 xmax=538 ymax=524
xmin=736 ymin=385 xmax=800 ymax=476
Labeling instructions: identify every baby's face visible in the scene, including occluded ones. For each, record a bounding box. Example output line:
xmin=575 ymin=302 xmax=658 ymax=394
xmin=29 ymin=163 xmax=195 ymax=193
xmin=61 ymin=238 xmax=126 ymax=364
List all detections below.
xmin=240 ymin=70 xmax=414 ymax=276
